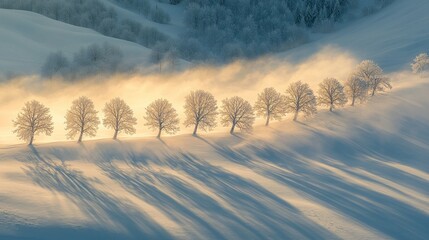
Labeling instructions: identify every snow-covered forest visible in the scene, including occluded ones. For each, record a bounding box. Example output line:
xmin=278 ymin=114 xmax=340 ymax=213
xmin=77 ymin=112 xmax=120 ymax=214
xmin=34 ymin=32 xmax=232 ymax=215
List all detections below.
xmin=41 ymin=43 xmax=125 ymax=79
xmin=0 ymin=0 xmax=168 ymax=48
xmin=0 ymin=0 xmax=393 ymax=63
xmin=181 ymin=0 xmax=355 ymax=59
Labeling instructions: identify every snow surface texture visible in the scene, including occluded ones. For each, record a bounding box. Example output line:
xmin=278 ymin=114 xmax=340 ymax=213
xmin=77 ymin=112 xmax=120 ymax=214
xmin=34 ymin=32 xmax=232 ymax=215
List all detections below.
xmin=282 ymin=0 xmax=429 ymax=71
xmin=1 ymin=0 xmax=429 ymax=239
xmin=1 ymin=76 xmax=428 ymax=239
xmin=1 ymin=0 xmax=426 ymax=77
xmin=0 ymin=9 xmax=152 ymax=77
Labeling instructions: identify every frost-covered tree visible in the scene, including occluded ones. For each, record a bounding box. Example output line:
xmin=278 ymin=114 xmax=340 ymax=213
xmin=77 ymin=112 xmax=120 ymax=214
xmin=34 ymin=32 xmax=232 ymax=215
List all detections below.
xmin=0 ymin=0 xmax=392 ymax=62
xmin=144 ymin=99 xmax=180 ymax=138
xmin=411 ymin=53 xmax=429 ymax=74
xmin=317 ymin=78 xmax=347 ymax=111
xmin=41 ymin=51 xmax=69 ymax=78
xmin=103 ymin=98 xmax=137 ymax=139
xmin=13 ymin=100 xmax=54 ymax=145
xmin=254 ymin=87 xmax=287 ymax=126
xmin=0 ymin=0 xmax=168 ymax=49
xmin=344 ymin=75 xmax=368 ymax=106
xmin=179 ymin=0 xmax=377 ymax=61
xmin=164 ymin=49 xmax=180 ymax=70
xmin=220 ymin=97 xmax=255 ymax=134
xmin=112 ymin=0 xmax=151 ymax=16
xmin=184 ymin=90 xmax=218 ymax=135
xmin=138 ymin=26 xmax=168 ymax=48
xmin=65 ymin=96 xmax=100 ymax=142
xmin=353 ymin=60 xmax=391 ymax=96
xmin=285 ymin=81 xmax=317 ymax=121
xmin=169 ymin=0 xmax=182 ymax=4
xmin=150 ymin=42 xmax=170 ymax=72
xmin=71 ymin=43 xmax=123 ymax=77
xmin=42 ymin=43 xmax=126 ymax=79
xmin=150 ymin=5 xmax=170 ymax=24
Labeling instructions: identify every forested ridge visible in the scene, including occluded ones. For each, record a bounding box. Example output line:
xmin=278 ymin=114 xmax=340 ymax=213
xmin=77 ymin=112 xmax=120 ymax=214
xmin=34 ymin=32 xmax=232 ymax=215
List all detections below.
xmin=0 ymin=0 xmax=393 ymax=63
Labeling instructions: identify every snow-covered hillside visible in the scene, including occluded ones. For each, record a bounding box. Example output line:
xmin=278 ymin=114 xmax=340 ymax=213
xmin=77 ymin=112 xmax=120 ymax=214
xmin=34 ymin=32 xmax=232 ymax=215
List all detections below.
xmin=1 ymin=0 xmax=429 ymax=239
xmin=1 ymin=0 xmax=422 ymax=77
xmin=0 ymin=9 xmax=153 ymax=77
xmin=1 ymin=74 xmax=428 ymax=239
xmin=283 ymin=0 xmax=429 ymax=71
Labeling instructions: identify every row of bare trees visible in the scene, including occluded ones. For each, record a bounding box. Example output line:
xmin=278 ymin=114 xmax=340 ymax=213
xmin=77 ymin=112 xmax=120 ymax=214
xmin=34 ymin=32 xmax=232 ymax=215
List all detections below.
xmin=13 ymin=60 xmax=391 ymax=145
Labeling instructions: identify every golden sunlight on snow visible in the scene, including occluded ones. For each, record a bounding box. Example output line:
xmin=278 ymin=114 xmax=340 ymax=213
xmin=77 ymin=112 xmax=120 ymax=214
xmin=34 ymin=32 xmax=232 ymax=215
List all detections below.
xmin=0 ymin=47 xmax=357 ymax=144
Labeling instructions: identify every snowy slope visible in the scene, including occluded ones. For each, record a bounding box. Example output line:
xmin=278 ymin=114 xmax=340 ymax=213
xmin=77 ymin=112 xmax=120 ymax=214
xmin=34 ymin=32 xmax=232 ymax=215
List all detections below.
xmin=1 ymin=0 xmax=429 ymax=239
xmin=0 ymin=75 xmax=428 ymax=239
xmin=1 ymin=0 xmax=425 ymax=77
xmin=282 ymin=0 xmax=429 ymax=71
xmin=0 ymin=9 xmax=153 ymax=77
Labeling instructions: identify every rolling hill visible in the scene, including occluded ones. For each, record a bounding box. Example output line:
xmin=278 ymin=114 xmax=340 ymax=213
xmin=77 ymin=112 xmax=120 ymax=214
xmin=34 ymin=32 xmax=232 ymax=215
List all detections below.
xmin=0 ymin=9 xmax=153 ymax=77
xmin=0 ymin=0 xmax=428 ymax=239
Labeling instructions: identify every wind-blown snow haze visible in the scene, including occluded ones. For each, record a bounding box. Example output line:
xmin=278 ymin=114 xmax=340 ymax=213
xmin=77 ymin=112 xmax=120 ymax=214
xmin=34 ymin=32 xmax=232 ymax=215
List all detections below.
xmin=0 ymin=0 xmax=428 ymax=239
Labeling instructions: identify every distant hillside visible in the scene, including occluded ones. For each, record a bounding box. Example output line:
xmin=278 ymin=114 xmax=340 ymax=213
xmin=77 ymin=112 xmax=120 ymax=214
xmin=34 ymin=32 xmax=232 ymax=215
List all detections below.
xmin=0 ymin=9 xmax=154 ymax=78
xmin=0 ymin=0 xmax=394 ymax=68
xmin=280 ymin=0 xmax=429 ymax=71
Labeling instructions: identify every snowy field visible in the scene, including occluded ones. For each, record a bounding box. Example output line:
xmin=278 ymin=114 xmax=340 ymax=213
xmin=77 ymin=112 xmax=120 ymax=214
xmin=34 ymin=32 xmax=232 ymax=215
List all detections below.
xmin=1 ymin=0 xmax=429 ymax=239
xmin=1 ymin=74 xmax=428 ymax=239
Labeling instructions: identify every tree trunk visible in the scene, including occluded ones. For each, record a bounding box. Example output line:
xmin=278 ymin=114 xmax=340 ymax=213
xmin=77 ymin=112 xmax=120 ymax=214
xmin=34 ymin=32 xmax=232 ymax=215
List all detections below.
xmin=265 ymin=114 xmax=270 ymax=126
xmin=371 ymin=86 xmax=376 ymax=96
xmin=113 ymin=130 xmax=118 ymax=140
xmin=293 ymin=111 xmax=299 ymax=121
xmin=157 ymin=128 xmax=162 ymax=138
xmin=78 ymin=131 xmax=83 ymax=143
xmin=329 ymin=104 xmax=333 ymax=112
xmin=192 ymin=122 xmax=199 ymax=135
xmin=29 ymin=134 xmax=34 ymax=145
xmin=351 ymin=97 xmax=355 ymax=106
xmin=230 ymin=124 xmax=236 ymax=134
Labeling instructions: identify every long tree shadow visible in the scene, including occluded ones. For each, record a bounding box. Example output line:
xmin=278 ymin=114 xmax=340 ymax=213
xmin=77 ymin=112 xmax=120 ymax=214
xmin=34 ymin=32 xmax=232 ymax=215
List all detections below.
xmin=261 ymin=154 xmax=429 ymax=240
xmin=204 ymin=137 xmax=429 ymax=240
xmin=16 ymin=146 xmax=173 ymax=240
xmin=165 ymin=152 xmax=331 ymax=240
xmin=103 ymin=149 xmax=339 ymax=240
xmin=101 ymin=161 xmax=233 ymax=239
xmin=316 ymin=120 xmax=429 ymax=196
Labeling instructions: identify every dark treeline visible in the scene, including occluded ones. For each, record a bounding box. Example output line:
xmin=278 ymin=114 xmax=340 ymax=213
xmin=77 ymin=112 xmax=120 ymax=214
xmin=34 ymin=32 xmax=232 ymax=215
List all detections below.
xmin=13 ymin=60 xmax=392 ymax=145
xmin=180 ymin=0 xmax=349 ymax=60
xmin=175 ymin=0 xmax=393 ymax=61
xmin=41 ymin=42 xmax=180 ymax=80
xmin=41 ymin=43 xmax=124 ymax=79
xmin=0 ymin=0 xmax=394 ymax=63
xmin=111 ymin=0 xmax=171 ymax=24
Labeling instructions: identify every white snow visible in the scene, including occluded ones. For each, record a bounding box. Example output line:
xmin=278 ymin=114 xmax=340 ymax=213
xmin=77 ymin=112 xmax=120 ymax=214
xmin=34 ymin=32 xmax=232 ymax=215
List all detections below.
xmin=0 ymin=9 xmax=153 ymax=77
xmin=1 ymin=75 xmax=428 ymax=239
xmin=282 ymin=0 xmax=429 ymax=71
xmin=1 ymin=0 xmax=429 ymax=239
